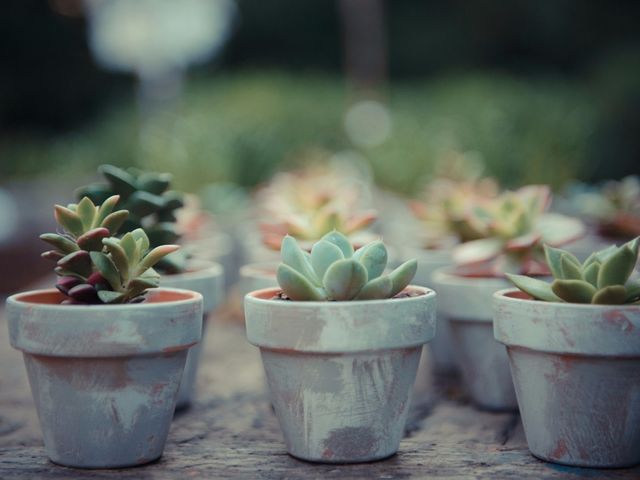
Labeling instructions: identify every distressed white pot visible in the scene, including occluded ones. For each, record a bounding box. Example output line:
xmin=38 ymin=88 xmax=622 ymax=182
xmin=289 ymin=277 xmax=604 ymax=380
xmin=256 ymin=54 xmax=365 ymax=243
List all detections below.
xmin=406 ymin=247 xmax=456 ymax=373
xmin=494 ymin=289 xmax=640 ymax=468
xmin=238 ymin=262 xmax=278 ymax=305
xmin=433 ymin=268 xmax=517 ymax=410
xmin=161 ymin=260 xmax=224 ymax=409
xmin=186 ymin=231 xmax=236 ymax=289
xmin=6 ymin=288 xmax=203 ymax=469
xmin=244 ymin=286 xmax=437 ymax=463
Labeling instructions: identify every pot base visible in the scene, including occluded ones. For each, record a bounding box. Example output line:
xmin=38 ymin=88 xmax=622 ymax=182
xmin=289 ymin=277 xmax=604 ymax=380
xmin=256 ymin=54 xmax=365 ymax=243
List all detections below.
xmin=449 ymin=319 xmax=518 ymax=411
xmin=264 ymin=347 xmax=422 ymax=464
xmin=24 ymin=352 xmax=187 ymax=469
xmin=509 ymin=348 xmax=640 ymax=468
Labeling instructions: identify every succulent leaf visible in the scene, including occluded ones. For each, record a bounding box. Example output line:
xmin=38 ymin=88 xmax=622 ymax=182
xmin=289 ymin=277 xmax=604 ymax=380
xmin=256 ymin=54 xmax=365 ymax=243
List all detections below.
xmin=352 ymin=241 xmax=388 ymax=280
xmin=388 ymin=259 xmax=418 ymax=297
xmin=40 ymin=233 xmax=79 ymax=254
xmin=277 ymin=264 xmax=326 ymax=301
xmin=323 ymin=259 xmax=367 ymax=301
xmin=592 ymin=285 xmax=628 ymax=305
xmin=597 ymin=244 xmax=636 ymax=288
xmin=551 ymin=279 xmax=596 ymax=304
xmin=321 ymin=230 xmax=354 ymax=258
xmin=57 ymin=251 xmax=93 ymax=279
xmin=560 ymin=254 xmax=583 ymax=280
xmin=90 ymin=251 xmax=121 ymax=291
xmin=582 ymin=261 xmax=600 ymax=287
xmin=76 ymin=228 xmax=110 ymax=251
xmin=505 ymin=273 xmax=562 ymax=302
xmin=281 ymin=235 xmax=321 ymax=286
xmin=54 ymin=205 xmax=84 ymax=237
xmin=355 ymin=275 xmax=393 ymax=300
xmin=310 ymin=240 xmax=344 ymax=279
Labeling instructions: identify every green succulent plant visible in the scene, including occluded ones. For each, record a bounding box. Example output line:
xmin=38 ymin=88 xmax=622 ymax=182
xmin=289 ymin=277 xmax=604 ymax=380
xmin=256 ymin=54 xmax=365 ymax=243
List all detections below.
xmin=507 ymin=238 xmax=640 ymax=305
xmin=76 ymin=164 xmax=186 ymax=272
xmin=41 ymin=195 xmax=179 ymax=304
xmin=276 ymin=231 xmax=418 ymax=301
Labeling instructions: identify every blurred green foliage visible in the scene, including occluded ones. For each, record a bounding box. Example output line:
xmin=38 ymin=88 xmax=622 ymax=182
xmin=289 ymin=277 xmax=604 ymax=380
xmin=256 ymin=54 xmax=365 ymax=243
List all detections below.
xmin=0 ymin=71 xmax=613 ymax=194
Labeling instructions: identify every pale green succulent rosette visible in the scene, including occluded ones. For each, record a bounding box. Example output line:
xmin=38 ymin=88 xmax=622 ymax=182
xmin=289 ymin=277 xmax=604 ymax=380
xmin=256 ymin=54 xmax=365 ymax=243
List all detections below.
xmin=507 ymin=237 xmax=640 ymax=305
xmin=276 ymin=231 xmax=418 ymax=301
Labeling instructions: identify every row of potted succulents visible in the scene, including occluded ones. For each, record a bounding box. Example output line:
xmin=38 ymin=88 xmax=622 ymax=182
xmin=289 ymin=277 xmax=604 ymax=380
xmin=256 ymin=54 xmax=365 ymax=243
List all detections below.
xmin=5 ymin=160 xmax=640 ymax=469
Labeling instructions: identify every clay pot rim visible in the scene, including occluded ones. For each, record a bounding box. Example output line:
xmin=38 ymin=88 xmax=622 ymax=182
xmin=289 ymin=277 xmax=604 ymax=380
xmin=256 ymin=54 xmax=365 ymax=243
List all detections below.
xmin=162 ymin=259 xmax=223 ymax=281
xmin=246 ymin=285 xmax=433 ymax=306
xmin=239 ymin=261 xmax=278 ymax=279
xmin=7 ymin=287 xmax=203 ymax=311
xmin=495 ymin=288 xmax=640 ymax=311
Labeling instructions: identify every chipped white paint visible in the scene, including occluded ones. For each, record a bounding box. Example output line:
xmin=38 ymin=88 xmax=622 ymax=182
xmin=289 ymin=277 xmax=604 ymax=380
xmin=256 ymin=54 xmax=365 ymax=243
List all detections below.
xmin=406 ymin=246 xmax=457 ymax=373
xmin=433 ymin=269 xmax=517 ymax=410
xmin=244 ymin=286 xmax=436 ymax=463
xmin=161 ymin=260 xmax=224 ymax=408
xmin=494 ymin=289 xmax=640 ymax=467
xmin=6 ymin=288 xmax=203 ymax=469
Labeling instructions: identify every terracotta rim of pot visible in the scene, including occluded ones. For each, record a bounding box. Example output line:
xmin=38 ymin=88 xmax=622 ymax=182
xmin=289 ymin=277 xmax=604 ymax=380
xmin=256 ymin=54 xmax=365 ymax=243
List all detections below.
xmin=493 ymin=288 xmax=640 ymax=357
xmin=161 ymin=259 xmax=224 ymax=312
xmin=244 ymin=285 xmax=436 ymax=353
xmin=433 ymin=266 xmax=510 ymax=322
xmin=7 ymin=287 xmax=203 ymax=358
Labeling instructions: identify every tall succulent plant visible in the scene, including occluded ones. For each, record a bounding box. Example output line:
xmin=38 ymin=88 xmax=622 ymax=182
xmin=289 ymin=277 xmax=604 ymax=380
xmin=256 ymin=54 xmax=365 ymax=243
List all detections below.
xmin=77 ymin=164 xmax=186 ymax=272
xmin=451 ymin=185 xmax=585 ymax=275
xmin=507 ymin=238 xmax=640 ymax=305
xmin=41 ymin=195 xmax=179 ymax=304
xmin=276 ymin=231 xmax=417 ymax=301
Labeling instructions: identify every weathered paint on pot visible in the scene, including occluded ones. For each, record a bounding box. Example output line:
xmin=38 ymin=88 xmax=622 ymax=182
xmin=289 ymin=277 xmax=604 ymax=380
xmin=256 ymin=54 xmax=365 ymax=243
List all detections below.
xmin=161 ymin=260 xmax=224 ymax=409
xmin=494 ymin=289 xmax=640 ymax=468
xmin=407 ymin=246 xmax=457 ymax=373
xmin=6 ymin=288 xmax=203 ymax=469
xmin=187 ymin=231 xmax=237 ymax=289
xmin=238 ymin=262 xmax=279 ymax=305
xmin=244 ymin=286 xmax=436 ymax=463
xmin=433 ymin=269 xmax=517 ymax=411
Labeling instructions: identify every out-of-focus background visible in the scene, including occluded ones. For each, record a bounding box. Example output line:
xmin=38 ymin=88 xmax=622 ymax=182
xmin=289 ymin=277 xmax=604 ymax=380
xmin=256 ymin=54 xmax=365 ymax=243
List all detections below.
xmin=1 ymin=0 xmax=639 ymax=291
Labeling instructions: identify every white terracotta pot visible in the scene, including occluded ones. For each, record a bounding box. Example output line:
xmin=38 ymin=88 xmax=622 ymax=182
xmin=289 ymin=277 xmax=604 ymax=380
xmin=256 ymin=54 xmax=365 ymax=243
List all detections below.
xmin=432 ymin=268 xmax=517 ymax=410
xmin=186 ymin=231 xmax=236 ymax=289
xmin=406 ymin=246 xmax=456 ymax=373
xmin=494 ymin=289 xmax=640 ymax=467
xmin=161 ymin=260 xmax=224 ymax=409
xmin=238 ymin=262 xmax=278 ymax=305
xmin=6 ymin=288 xmax=203 ymax=468
xmin=244 ymin=286 xmax=436 ymax=463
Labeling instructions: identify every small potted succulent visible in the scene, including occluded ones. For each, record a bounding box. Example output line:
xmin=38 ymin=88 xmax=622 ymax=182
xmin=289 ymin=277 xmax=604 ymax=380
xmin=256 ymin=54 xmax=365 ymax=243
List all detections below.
xmin=78 ymin=165 xmax=225 ymax=409
xmin=494 ymin=239 xmax=640 ymax=467
xmin=239 ymin=163 xmax=379 ymax=310
xmin=407 ymin=153 xmax=499 ymax=372
xmin=244 ymin=231 xmax=436 ymax=463
xmin=433 ymin=185 xmax=584 ymax=410
xmin=6 ymin=196 xmax=203 ymax=468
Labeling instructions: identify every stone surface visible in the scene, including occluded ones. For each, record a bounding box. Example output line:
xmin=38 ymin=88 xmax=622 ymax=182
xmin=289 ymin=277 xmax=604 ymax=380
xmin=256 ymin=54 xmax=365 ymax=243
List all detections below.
xmin=1 ymin=292 xmax=639 ymax=479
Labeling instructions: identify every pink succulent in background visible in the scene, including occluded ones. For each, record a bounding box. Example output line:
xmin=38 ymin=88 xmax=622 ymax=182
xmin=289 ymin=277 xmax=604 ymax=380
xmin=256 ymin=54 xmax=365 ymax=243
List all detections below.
xmin=410 ymin=152 xmax=500 ymax=248
xmin=256 ymin=159 xmax=378 ymax=250
xmin=452 ymin=185 xmax=586 ymax=276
